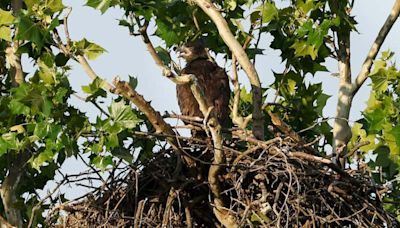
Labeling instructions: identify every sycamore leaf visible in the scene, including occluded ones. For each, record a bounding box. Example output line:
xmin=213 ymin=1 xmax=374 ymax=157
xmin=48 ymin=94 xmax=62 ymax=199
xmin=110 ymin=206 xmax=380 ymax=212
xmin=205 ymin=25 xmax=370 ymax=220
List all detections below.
xmin=155 ymin=46 xmax=171 ymax=67
xmin=370 ymin=73 xmax=389 ymax=93
xmin=390 ymin=125 xmax=400 ymax=149
xmin=297 ymin=0 xmax=315 ymax=14
xmin=290 ymin=41 xmax=317 ymax=60
xmin=9 ymin=100 xmax=30 ymax=115
xmin=1 ymin=133 xmax=17 ymax=150
xmin=225 ymin=0 xmax=237 ymax=11
xmin=370 ymin=59 xmax=386 ymax=76
xmin=92 ymin=155 xmax=113 ymax=170
xmin=109 ymin=100 xmax=142 ymax=129
xmin=46 ymin=0 xmax=65 ymax=13
xmin=37 ymin=60 xmax=56 ymax=85
xmin=0 ymin=26 xmax=12 ymax=41
xmin=155 ymin=20 xmax=179 ymax=47
xmin=31 ymin=149 xmax=55 ymax=171
xmin=86 ymin=0 xmax=114 ymax=14
xmin=0 ymin=9 xmax=15 ymax=25
xmin=315 ymin=93 xmax=330 ymax=116
xmin=260 ymin=1 xmax=278 ymax=24
xmin=16 ymin=16 xmax=45 ymax=49
xmin=82 ymin=77 xmax=107 ymax=100
xmin=128 ymin=75 xmax=138 ymax=90
xmin=73 ymin=39 xmax=107 ymax=60
xmin=364 ymin=107 xmax=385 ymax=132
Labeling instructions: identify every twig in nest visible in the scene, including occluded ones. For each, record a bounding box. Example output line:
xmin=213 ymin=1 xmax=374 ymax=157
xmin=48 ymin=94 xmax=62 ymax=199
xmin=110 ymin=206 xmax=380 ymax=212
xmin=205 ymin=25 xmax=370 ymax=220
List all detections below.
xmin=343 ymin=141 xmax=370 ymax=158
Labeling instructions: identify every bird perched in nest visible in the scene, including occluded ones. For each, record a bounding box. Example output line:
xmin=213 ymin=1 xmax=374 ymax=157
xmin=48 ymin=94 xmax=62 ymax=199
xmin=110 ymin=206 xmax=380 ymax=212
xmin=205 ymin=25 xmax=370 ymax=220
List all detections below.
xmin=176 ymin=40 xmax=231 ymax=138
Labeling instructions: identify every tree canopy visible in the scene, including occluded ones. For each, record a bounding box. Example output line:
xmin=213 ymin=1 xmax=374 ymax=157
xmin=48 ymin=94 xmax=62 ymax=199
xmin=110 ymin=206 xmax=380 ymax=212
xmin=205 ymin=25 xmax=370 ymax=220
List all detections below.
xmin=1 ymin=0 xmax=400 ymax=227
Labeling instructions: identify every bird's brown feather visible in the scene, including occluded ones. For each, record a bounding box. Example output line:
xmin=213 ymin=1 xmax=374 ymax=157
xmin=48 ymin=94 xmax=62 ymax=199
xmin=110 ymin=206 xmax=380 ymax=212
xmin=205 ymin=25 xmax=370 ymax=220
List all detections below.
xmin=176 ymin=58 xmax=231 ymax=133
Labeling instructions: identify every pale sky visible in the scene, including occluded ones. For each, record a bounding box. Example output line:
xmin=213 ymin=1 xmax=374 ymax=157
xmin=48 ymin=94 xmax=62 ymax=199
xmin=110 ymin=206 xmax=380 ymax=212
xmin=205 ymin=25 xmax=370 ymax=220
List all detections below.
xmin=47 ymin=0 xmax=400 ymax=199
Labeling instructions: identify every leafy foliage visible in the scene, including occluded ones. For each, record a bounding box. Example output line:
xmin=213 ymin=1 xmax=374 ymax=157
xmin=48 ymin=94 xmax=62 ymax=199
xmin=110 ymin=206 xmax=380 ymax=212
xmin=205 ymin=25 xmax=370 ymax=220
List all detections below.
xmin=0 ymin=0 xmax=399 ymax=226
xmin=348 ymin=52 xmax=400 ymax=218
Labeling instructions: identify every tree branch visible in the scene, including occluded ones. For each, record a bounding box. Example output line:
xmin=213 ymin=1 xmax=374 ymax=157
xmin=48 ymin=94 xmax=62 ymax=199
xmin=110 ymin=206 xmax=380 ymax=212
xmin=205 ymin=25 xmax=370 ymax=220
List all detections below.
xmin=231 ymin=39 xmax=253 ymax=130
xmin=192 ymin=0 xmax=264 ymax=140
xmin=351 ymin=0 xmax=400 ymax=95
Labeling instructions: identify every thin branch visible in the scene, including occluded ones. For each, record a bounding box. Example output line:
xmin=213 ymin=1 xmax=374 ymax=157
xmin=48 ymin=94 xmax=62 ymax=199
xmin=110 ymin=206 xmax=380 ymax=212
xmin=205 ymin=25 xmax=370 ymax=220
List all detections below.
xmin=231 ymin=38 xmax=253 ymax=130
xmin=351 ymin=0 xmax=400 ymax=95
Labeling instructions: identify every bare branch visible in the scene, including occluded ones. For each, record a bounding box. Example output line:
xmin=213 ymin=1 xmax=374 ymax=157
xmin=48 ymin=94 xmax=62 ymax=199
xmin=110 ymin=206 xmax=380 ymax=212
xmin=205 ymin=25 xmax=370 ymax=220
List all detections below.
xmin=351 ymin=0 xmax=400 ymax=95
xmin=192 ymin=0 xmax=264 ymax=139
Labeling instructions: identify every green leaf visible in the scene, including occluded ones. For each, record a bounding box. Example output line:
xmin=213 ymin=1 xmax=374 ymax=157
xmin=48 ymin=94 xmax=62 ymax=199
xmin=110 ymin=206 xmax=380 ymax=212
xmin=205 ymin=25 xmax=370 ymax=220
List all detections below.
xmin=30 ymin=150 xmax=54 ymax=171
xmin=37 ymin=60 xmax=56 ymax=85
xmin=106 ymin=133 xmax=119 ymax=148
xmin=34 ymin=122 xmax=50 ymax=139
xmin=383 ymin=123 xmax=400 ymax=156
xmin=370 ymin=59 xmax=386 ymax=76
xmin=155 ymin=46 xmax=171 ymax=66
xmin=364 ymin=107 xmax=385 ymax=132
xmin=240 ymin=87 xmax=252 ymax=103
xmin=73 ymin=39 xmax=106 ymax=60
xmin=225 ymin=0 xmax=237 ymax=11
xmin=315 ymin=93 xmax=330 ymax=116
xmin=291 ymin=41 xmax=317 ymax=60
xmin=16 ymin=16 xmax=45 ymax=49
xmin=109 ymin=100 xmax=142 ymax=129
xmin=370 ymin=73 xmax=389 ymax=93
xmin=46 ymin=0 xmax=65 ymax=13
xmin=128 ymin=75 xmax=138 ymax=90
xmin=260 ymin=1 xmax=278 ymax=24
xmin=0 ymin=9 xmax=15 ymax=25
xmin=82 ymin=77 xmax=107 ymax=100
xmin=55 ymin=53 xmax=70 ymax=66
xmin=390 ymin=125 xmax=400 ymax=149
xmin=86 ymin=0 xmax=114 ymax=14
xmin=0 ymin=26 xmax=12 ymax=42
xmin=297 ymin=0 xmax=315 ymax=14
xmin=155 ymin=20 xmax=179 ymax=47
xmin=2 ymin=133 xmax=18 ymax=150
xmin=92 ymin=155 xmax=113 ymax=170
xmin=111 ymin=147 xmax=132 ymax=163
xmin=9 ymin=100 xmax=30 ymax=115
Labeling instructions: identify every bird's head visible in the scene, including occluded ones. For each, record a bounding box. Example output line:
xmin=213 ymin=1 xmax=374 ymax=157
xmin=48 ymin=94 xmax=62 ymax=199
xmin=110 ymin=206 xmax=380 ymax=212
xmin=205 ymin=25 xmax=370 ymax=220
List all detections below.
xmin=176 ymin=40 xmax=208 ymax=62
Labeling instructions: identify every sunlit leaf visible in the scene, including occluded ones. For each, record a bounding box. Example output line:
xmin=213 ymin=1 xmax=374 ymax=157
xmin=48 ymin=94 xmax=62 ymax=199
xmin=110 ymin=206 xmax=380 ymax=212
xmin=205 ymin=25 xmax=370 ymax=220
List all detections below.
xmin=290 ymin=41 xmax=317 ymax=60
xmin=0 ymin=9 xmax=15 ymax=26
xmin=260 ymin=1 xmax=278 ymax=24
xmin=0 ymin=26 xmax=12 ymax=41
xmin=73 ymin=38 xmax=107 ymax=60
xmin=109 ymin=100 xmax=142 ymax=129
xmin=86 ymin=0 xmax=113 ymax=14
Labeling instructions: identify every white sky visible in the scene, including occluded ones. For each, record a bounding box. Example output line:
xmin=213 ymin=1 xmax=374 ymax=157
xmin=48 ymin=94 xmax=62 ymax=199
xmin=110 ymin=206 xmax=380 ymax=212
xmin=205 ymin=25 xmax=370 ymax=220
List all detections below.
xmin=47 ymin=0 xmax=400 ymax=199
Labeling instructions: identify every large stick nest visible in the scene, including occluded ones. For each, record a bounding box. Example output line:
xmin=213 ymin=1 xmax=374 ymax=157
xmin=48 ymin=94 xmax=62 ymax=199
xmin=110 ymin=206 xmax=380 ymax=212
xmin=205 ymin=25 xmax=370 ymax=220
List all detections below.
xmin=47 ymin=135 xmax=398 ymax=227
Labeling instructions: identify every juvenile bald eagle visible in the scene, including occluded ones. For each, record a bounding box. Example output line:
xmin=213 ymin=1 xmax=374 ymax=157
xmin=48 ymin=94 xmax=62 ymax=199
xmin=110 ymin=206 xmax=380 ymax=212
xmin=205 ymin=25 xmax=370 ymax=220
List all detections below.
xmin=176 ymin=41 xmax=231 ymax=137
